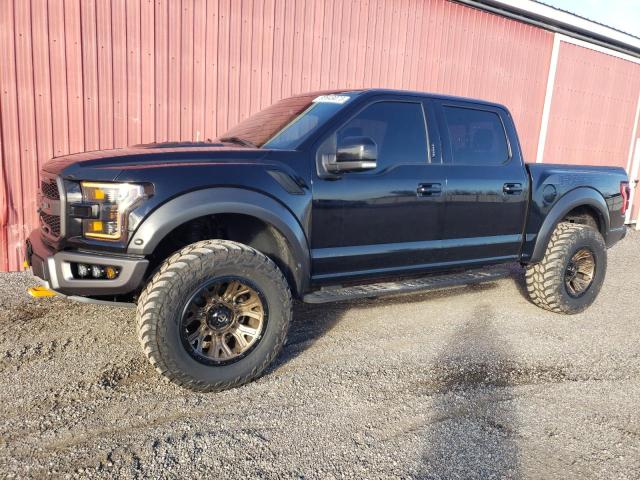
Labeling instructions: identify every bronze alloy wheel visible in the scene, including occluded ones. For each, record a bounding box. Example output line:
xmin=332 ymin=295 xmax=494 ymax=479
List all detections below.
xmin=564 ymin=248 xmax=596 ymax=298
xmin=180 ymin=277 xmax=267 ymax=365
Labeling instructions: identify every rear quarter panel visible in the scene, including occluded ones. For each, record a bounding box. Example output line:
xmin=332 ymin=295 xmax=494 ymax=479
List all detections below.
xmin=522 ymin=163 xmax=628 ymax=260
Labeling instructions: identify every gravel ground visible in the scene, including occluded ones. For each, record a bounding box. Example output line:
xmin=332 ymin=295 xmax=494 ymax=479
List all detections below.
xmin=1 ymin=231 xmax=639 ymax=479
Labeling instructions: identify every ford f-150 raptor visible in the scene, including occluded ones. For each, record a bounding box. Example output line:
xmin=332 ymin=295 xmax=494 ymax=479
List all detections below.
xmin=25 ymin=89 xmax=629 ymax=391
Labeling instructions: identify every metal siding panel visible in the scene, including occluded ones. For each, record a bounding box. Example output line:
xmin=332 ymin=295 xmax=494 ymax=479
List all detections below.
xmin=180 ymin=0 xmax=194 ymax=140
xmin=0 ymin=116 xmax=6 ymax=270
xmin=378 ymin=0 xmax=392 ymax=87
xmin=154 ymin=0 xmax=169 ymax=143
xmin=191 ymin=0 xmax=207 ymax=141
xmin=332 ymin=0 xmax=343 ymax=86
xmin=340 ymin=0 xmax=351 ymax=86
xmin=14 ymin=0 xmax=38 ymax=261
xmin=216 ymin=0 xmax=230 ymax=132
xmin=96 ymin=0 xmax=114 ymax=150
xmin=407 ymin=0 xmax=422 ymax=90
xmin=309 ymin=0 xmax=324 ymax=91
xmin=111 ymin=0 xmax=127 ymax=148
xmin=544 ymin=42 xmax=640 ymax=167
xmin=396 ymin=0 xmax=410 ymax=89
xmin=140 ymin=0 xmax=155 ymax=143
xmin=47 ymin=0 xmax=69 ymax=157
xmin=0 ymin=0 xmax=22 ymax=271
xmin=167 ymin=0 xmax=181 ymax=140
xmin=0 ymin=2 xmax=24 ymax=270
xmin=204 ymin=0 xmax=219 ymax=138
xmin=249 ymin=0 xmax=264 ymax=113
xmin=300 ymin=0 xmax=315 ymax=92
xmin=31 ymin=0 xmax=54 ymax=170
xmin=344 ymin=0 xmax=358 ymax=89
xmin=227 ymin=0 xmax=241 ymax=127
xmin=437 ymin=0 xmax=451 ymax=92
xmin=319 ymin=0 xmax=334 ymax=89
xmin=192 ymin=0 xmax=207 ymax=140
xmin=126 ymin=0 xmax=141 ymax=145
xmin=357 ymin=0 xmax=369 ymax=87
xmin=238 ymin=0 xmax=253 ymax=120
xmin=259 ymin=0 xmax=274 ymax=109
xmin=363 ymin=0 xmax=377 ymax=88
xmin=80 ymin=0 xmax=100 ymax=151
xmin=64 ymin=0 xmax=84 ymax=154
xmin=280 ymin=0 xmax=294 ymax=96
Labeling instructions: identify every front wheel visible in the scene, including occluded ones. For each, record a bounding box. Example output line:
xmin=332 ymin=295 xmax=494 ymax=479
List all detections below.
xmin=525 ymin=222 xmax=606 ymax=314
xmin=136 ymin=240 xmax=292 ymax=392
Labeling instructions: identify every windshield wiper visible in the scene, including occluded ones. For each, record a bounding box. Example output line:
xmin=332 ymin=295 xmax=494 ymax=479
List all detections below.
xmin=218 ymin=136 xmax=257 ymax=148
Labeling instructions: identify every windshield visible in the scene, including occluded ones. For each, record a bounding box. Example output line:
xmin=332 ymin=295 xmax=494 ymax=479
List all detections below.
xmin=218 ymin=92 xmax=356 ymax=149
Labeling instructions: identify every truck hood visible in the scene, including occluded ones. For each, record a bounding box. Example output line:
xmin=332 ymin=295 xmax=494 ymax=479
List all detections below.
xmin=43 ymin=142 xmax=269 ymax=179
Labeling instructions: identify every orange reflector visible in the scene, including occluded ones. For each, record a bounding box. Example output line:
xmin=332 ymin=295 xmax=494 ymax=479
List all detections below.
xmin=104 ymin=266 xmax=119 ymax=279
xmin=27 ymin=286 xmax=56 ymax=298
xmin=87 ymin=220 xmax=104 ymax=232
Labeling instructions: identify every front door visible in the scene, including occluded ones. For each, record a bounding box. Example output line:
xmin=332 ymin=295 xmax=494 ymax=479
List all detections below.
xmin=310 ymin=98 xmax=448 ymax=283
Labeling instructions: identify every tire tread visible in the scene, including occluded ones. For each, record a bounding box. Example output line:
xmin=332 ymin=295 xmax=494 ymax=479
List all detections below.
xmin=136 ymin=240 xmax=292 ymax=392
xmin=525 ymin=222 xmax=604 ymax=314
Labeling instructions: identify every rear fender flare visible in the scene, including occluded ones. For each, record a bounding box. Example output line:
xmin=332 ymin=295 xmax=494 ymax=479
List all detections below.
xmin=529 ymin=187 xmax=610 ymax=263
xmin=127 ymin=188 xmax=310 ymax=295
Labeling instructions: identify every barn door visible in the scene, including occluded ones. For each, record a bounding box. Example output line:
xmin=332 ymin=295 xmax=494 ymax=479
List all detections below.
xmin=628 ymin=138 xmax=640 ymax=228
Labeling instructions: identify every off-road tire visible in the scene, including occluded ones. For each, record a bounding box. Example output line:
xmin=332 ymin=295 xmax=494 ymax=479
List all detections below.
xmin=525 ymin=222 xmax=606 ymax=314
xmin=136 ymin=240 xmax=292 ymax=392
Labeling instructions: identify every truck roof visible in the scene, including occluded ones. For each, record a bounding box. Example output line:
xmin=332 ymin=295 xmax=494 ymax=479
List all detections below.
xmin=310 ymin=88 xmax=509 ymax=111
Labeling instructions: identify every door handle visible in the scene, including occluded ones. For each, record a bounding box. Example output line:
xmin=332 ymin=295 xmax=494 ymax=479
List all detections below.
xmin=417 ymin=183 xmax=442 ymax=196
xmin=503 ymin=183 xmax=523 ymax=195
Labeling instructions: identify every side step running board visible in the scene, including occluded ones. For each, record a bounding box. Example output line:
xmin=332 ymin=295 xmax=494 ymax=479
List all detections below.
xmin=303 ymin=268 xmax=511 ymax=304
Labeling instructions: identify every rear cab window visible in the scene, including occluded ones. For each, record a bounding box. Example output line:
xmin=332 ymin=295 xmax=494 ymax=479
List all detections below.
xmin=440 ymin=105 xmax=511 ymax=165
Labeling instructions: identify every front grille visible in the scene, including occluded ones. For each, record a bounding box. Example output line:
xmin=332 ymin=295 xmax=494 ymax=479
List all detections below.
xmin=40 ymin=212 xmax=61 ymax=237
xmin=41 ymin=179 xmax=60 ymax=200
xmin=39 ymin=175 xmax=63 ymax=240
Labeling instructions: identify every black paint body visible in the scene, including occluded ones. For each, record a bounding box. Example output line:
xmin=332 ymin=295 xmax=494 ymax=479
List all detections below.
xmin=33 ymin=89 xmax=628 ymax=299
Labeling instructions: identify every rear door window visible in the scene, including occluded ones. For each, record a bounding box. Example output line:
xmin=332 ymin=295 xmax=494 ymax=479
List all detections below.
xmin=441 ymin=106 xmax=510 ymax=165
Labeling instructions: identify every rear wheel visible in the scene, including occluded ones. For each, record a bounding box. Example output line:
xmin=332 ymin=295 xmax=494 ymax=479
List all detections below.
xmin=136 ymin=240 xmax=291 ymax=392
xmin=525 ymin=222 xmax=606 ymax=314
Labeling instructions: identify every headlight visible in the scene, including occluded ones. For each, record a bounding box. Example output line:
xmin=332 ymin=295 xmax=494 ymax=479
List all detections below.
xmin=80 ymin=182 xmax=146 ymax=240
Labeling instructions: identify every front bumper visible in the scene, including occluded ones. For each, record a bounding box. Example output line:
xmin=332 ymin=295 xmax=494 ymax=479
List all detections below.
xmin=25 ymin=230 xmax=148 ymax=298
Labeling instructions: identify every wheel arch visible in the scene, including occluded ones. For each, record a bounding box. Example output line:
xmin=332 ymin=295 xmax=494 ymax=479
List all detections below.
xmin=529 ymin=187 xmax=610 ymax=264
xmin=127 ymin=188 xmax=311 ymax=296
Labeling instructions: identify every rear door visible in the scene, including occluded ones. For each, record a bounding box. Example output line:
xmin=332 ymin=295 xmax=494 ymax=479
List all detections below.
xmin=434 ymin=100 xmax=529 ymax=264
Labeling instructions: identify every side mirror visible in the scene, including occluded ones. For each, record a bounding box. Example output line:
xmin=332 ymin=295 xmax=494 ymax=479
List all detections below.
xmin=324 ymin=136 xmax=377 ymax=173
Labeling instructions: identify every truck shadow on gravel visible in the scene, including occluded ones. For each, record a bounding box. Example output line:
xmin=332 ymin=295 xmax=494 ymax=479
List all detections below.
xmin=274 ymin=283 xmax=525 ymax=479
xmin=417 ymin=308 xmax=520 ymax=479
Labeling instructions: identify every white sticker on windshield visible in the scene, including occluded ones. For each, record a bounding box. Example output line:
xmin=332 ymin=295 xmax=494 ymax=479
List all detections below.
xmin=312 ymin=94 xmax=350 ymax=104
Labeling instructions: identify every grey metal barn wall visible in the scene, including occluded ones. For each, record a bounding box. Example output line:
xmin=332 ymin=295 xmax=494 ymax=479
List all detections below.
xmin=1 ymin=0 xmax=569 ymax=271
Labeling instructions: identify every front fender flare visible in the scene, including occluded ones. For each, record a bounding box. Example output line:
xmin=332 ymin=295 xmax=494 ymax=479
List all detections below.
xmin=529 ymin=187 xmax=610 ymax=263
xmin=127 ymin=188 xmax=310 ymax=295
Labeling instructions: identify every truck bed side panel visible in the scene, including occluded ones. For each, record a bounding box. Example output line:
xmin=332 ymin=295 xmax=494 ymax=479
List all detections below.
xmin=521 ymin=163 xmax=627 ymax=261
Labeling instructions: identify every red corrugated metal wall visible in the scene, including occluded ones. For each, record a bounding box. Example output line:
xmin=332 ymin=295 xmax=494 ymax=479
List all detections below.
xmin=543 ymin=41 xmax=640 ymax=168
xmin=0 ymin=0 xmax=556 ymax=271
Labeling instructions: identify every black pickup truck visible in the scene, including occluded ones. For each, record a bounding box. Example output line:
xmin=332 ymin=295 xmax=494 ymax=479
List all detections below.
xmin=26 ymin=89 xmax=629 ymax=391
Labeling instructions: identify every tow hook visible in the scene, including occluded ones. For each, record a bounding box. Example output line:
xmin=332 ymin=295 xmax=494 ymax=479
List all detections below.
xmin=27 ymin=286 xmax=56 ymax=298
